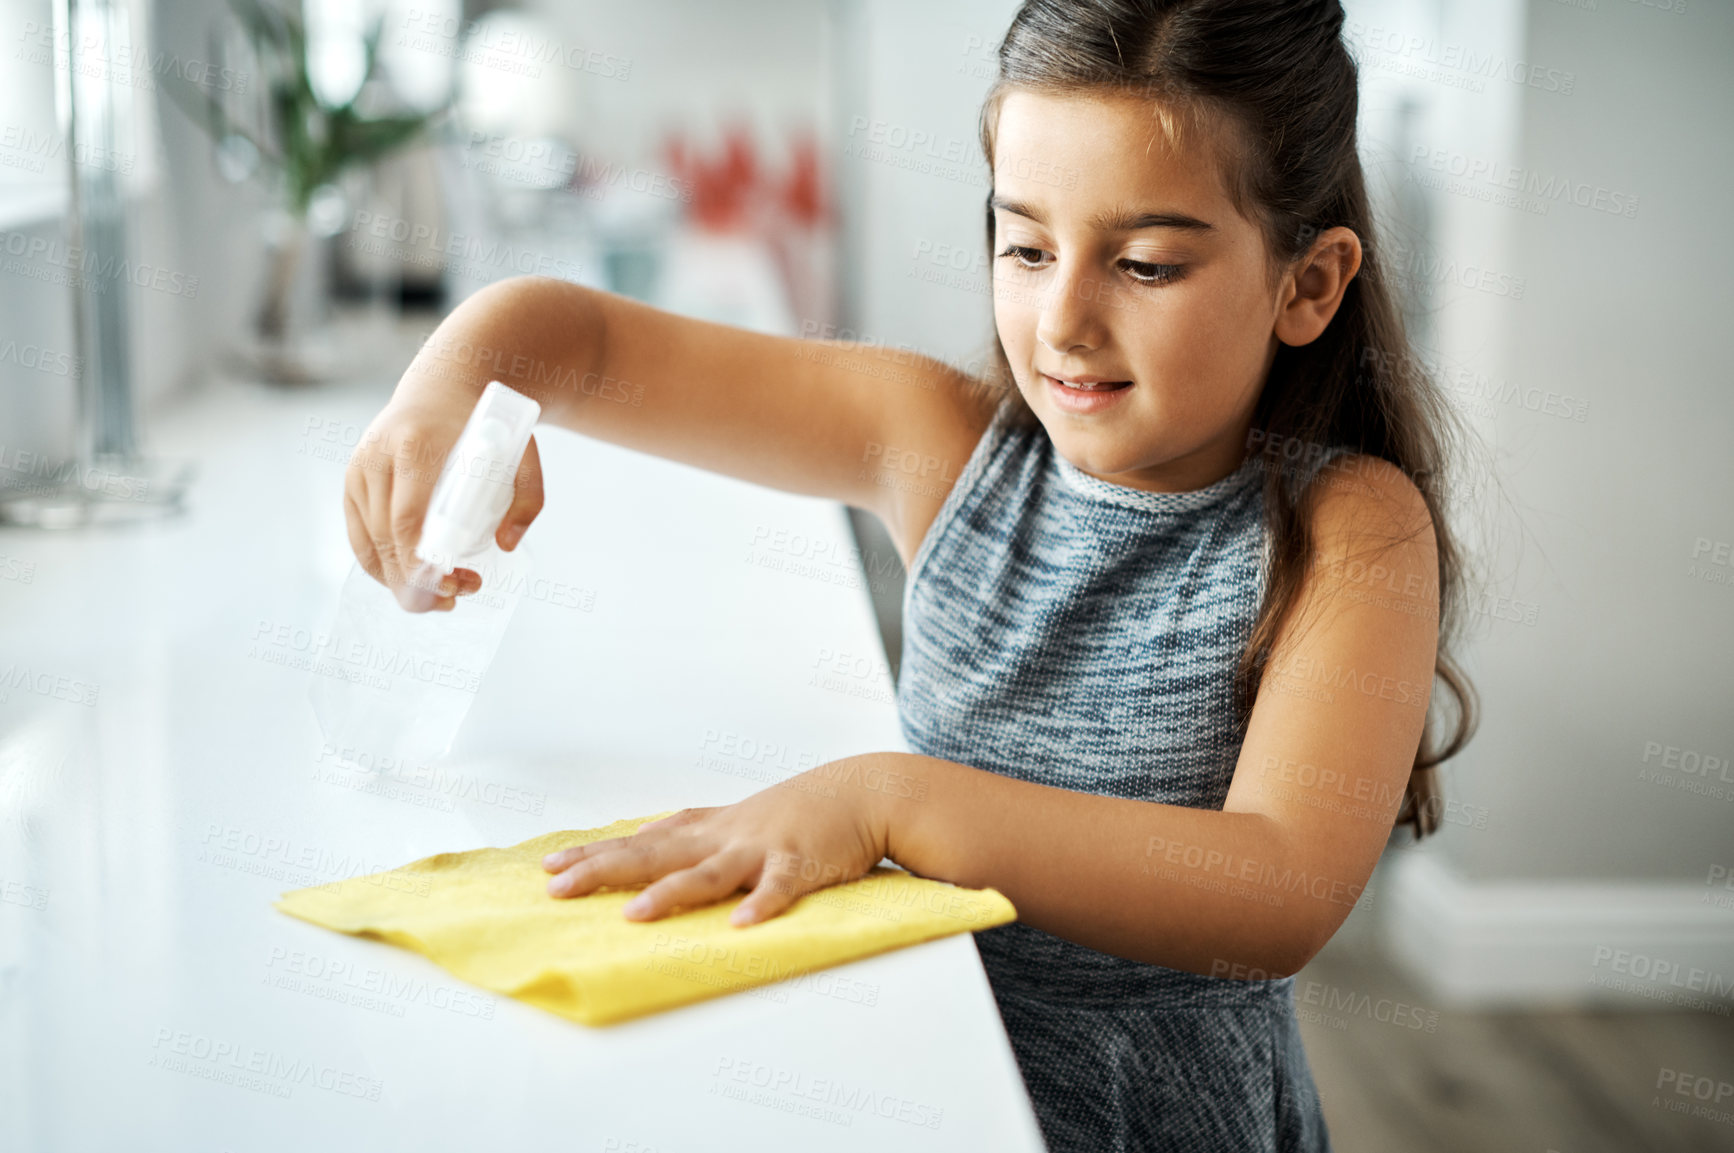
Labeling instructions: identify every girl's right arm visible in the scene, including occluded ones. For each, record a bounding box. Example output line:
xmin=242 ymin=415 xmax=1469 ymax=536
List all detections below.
xmin=343 ymin=275 xmax=992 ymax=604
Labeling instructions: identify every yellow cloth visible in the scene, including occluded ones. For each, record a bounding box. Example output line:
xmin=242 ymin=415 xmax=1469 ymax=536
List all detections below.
xmin=275 ymin=813 xmax=1017 ymax=1026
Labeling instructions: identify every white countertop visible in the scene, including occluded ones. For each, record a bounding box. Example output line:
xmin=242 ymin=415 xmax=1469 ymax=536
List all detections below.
xmin=0 ymin=366 xmax=1045 ymax=1152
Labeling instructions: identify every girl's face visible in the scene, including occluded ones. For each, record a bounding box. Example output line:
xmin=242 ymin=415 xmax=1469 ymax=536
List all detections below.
xmin=991 ymin=89 xmax=1291 ymax=492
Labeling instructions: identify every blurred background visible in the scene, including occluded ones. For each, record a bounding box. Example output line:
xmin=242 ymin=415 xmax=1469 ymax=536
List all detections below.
xmin=0 ymin=0 xmax=1729 ymax=1150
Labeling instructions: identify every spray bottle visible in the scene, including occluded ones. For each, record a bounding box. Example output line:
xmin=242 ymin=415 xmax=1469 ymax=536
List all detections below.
xmin=310 ymin=381 xmax=541 ymax=771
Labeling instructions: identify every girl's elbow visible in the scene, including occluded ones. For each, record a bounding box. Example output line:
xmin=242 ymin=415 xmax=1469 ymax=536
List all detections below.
xmin=1262 ymin=946 xmax=1318 ymax=981
xmin=1271 ymin=918 xmax=1339 ymax=978
xmin=1241 ymin=924 xmax=1331 ymax=980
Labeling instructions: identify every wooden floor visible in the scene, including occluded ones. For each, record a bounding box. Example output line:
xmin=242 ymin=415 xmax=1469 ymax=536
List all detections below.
xmin=1295 ymin=931 xmax=1734 ymax=1153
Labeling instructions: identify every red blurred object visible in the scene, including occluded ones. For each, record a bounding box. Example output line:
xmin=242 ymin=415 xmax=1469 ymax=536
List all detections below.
xmin=664 ymin=124 xmax=762 ymax=233
xmin=779 ymin=130 xmax=826 ymax=228
xmin=661 ymin=123 xmax=835 ymax=327
xmin=663 ymin=124 xmax=828 ymax=235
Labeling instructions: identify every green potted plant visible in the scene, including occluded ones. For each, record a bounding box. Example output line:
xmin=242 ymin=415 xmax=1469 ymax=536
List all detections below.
xmin=167 ymin=0 xmax=443 ymax=380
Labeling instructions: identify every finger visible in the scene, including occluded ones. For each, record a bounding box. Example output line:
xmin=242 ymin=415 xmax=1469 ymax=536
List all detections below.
xmin=388 ymin=432 xmax=440 ymax=581
xmin=351 ymin=434 xmax=392 ymax=575
xmin=344 ymin=488 xmax=386 ymax=586
xmin=546 ymin=830 xmax=697 ymax=898
xmin=362 ymin=522 xmax=454 ymax=609
xmin=392 ymin=576 xmax=454 ymax=612
xmin=622 ymin=849 xmax=756 ymax=921
xmin=541 ymin=810 xmax=709 ymax=872
xmin=363 ymin=460 xmax=404 ymax=588
xmin=443 ymin=567 xmax=483 ymax=596
xmin=542 ymin=834 xmax=629 ymax=874
xmin=730 ymin=860 xmax=807 ymax=927
xmin=636 ymin=807 xmax=710 ymax=833
xmin=397 ymin=566 xmax=475 ymax=612
xmin=394 ymin=558 xmax=449 ymax=613
xmin=497 ymin=434 xmax=544 ymax=551
xmin=348 ymin=449 xmax=403 ymax=589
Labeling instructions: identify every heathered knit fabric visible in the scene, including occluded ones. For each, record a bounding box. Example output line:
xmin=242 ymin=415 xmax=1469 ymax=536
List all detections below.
xmin=897 ymin=401 xmax=1333 ymax=1153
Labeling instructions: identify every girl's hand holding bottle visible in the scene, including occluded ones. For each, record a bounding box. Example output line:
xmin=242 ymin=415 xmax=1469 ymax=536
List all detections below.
xmin=342 ymin=311 xmax=547 ymax=613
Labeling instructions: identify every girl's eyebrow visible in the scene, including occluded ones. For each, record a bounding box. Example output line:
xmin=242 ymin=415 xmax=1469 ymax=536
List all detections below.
xmin=990 ymin=194 xmax=1215 ymax=233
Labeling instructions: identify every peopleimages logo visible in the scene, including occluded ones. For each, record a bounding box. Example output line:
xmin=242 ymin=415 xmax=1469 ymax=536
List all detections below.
xmin=0 ymin=444 xmax=152 ymax=502
xmin=346 ymin=211 xmax=585 ymax=283
xmin=148 ymin=1027 xmax=383 ymax=1101
xmin=15 ymin=21 xmax=249 ymax=95
xmin=0 ymin=230 xmax=200 ymax=297
xmin=1345 ymin=21 xmax=1576 ymax=94
xmin=1589 ymin=946 xmax=1733 ymax=1002
xmin=249 ymin=618 xmax=484 ymax=694
xmin=394 ymin=8 xmax=632 ymax=81
xmin=0 ymin=123 xmax=135 ymax=176
xmin=0 ymin=338 xmax=79 ymax=378
xmin=842 ymin=116 xmax=986 ymax=188
xmin=1408 ymin=146 xmax=1639 ymax=219
xmin=0 ymin=664 xmax=99 ymax=707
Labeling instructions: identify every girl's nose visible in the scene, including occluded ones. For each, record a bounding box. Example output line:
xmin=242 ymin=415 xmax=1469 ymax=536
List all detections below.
xmin=1034 ymin=262 xmax=1108 ymax=354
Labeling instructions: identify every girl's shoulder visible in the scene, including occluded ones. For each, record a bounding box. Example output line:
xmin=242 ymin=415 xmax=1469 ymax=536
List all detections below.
xmin=1301 ymin=452 xmax=1437 ymax=561
xmin=880 ymin=372 xmax=1024 ymax=564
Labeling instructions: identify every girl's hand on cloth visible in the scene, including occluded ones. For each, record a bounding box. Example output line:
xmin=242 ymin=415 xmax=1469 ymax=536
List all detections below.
xmin=541 ymin=759 xmax=894 ymax=926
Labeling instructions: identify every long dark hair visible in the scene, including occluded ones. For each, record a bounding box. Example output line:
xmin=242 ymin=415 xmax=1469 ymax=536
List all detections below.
xmin=977 ymin=0 xmax=1476 ymax=837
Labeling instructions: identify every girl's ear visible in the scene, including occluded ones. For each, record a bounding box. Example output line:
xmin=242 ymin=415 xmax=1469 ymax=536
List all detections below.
xmin=1273 ymin=226 xmax=1363 ymax=348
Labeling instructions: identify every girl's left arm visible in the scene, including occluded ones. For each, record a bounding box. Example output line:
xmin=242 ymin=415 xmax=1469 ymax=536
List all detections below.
xmin=543 ymin=456 xmax=1438 ymax=979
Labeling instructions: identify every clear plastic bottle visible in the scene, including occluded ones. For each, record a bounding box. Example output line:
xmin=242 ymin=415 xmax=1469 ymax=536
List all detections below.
xmin=309 ymin=381 xmax=541 ymax=771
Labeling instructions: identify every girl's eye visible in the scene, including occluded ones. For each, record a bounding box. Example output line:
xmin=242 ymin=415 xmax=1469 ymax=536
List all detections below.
xmin=996 ymin=246 xmax=1183 ymax=286
xmin=997 ymin=244 xmax=1050 ymax=269
xmin=1120 ymin=260 xmax=1183 ymax=285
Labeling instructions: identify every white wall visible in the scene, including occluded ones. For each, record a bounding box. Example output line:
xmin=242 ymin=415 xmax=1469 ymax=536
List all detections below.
xmin=1387 ymin=0 xmax=1734 ymax=885
xmin=516 ymin=0 xmax=833 ymax=183
xmin=1345 ymin=0 xmax=1734 ymax=1003
xmin=832 ymin=0 xmax=1020 ymax=362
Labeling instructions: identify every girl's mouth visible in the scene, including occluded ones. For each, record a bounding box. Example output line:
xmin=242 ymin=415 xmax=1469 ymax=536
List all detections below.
xmin=1042 ymin=372 xmax=1133 ymax=414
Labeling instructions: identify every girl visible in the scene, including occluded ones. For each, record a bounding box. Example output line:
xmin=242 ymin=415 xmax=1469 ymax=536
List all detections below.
xmin=344 ymin=1 xmax=1475 ymax=1148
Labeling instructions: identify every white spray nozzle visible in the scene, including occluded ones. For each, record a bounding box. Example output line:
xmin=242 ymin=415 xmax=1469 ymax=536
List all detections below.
xmin=416 ymin=381 xmax=541 ymax=571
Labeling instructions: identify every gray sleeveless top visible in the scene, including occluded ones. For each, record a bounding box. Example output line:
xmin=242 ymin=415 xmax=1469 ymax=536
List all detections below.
xmin=897 ymin=402 xmax=1333 ymax=1153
